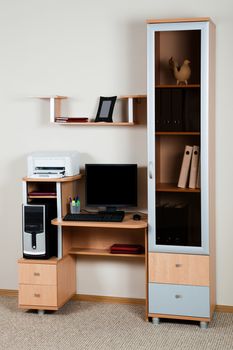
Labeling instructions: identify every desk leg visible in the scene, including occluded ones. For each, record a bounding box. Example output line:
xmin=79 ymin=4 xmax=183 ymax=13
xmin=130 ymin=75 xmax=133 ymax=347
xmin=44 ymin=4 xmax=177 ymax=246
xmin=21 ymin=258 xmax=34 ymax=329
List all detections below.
xmin=38 ymin=310 xmax=45 ymax=315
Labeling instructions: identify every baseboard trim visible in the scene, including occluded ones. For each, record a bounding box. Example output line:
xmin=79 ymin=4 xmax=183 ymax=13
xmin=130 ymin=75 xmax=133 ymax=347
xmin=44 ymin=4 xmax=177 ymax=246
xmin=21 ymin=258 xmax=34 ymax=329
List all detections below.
xmin=0 ymin=289 xmax=145 ymax=305
xmin=215 ymin=305 xmax=233 ymax=313
xmin=72 ymin=294 xmax=146 ymax=305
xmin=1 ymin=289 xmax=233 ymax=312
xmin=0 ymin=289 xmax=18 ymax=297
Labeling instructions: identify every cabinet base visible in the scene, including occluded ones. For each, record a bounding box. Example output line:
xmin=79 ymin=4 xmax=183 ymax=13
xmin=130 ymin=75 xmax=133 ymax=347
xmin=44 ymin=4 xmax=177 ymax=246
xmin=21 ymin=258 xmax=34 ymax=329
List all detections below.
xmin=200 ymin=321 xmax=208 ymax=329
xmin=38 ymin=310 xmax=45 ymax=315
xmin=152 ymin=317 xmax=160 ymax=325
xmin=149 ymin=313 xmax=210 ymax=323
xmin=151 ymin=316 xmax=209 ymax=329
xmin=18 ymin=304 xmax=59 ymax=311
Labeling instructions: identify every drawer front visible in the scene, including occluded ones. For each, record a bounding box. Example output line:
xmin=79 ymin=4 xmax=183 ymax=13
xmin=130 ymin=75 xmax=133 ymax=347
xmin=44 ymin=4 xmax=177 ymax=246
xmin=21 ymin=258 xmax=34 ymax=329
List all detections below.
xmin=149 ymin=253 xmax=209 ymax=286
xmin=19 ymin=263 xmax=57 ymax=285
xmin=149 ymin=283 xmax=210 ymax=318
xmin=19 ymin=284 xmax=57 ymax=307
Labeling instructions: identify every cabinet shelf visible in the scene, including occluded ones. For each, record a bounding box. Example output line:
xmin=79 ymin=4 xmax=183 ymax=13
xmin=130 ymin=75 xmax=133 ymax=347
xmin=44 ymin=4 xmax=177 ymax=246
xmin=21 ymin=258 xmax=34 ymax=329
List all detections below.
xmin=69 ymin=247 xmax=145 ymax=259
xmin=155 ymin=132 xmax=200 ymax=136
xmin=156 ymin=183 xmax=200 ymax=193
xmin=155 ymin=84 xmax=200 ymax=89
xmin=23 ymin=175 xmax=82 ymax=182
xmin=28 ymin=195 xmax=57 ymax=199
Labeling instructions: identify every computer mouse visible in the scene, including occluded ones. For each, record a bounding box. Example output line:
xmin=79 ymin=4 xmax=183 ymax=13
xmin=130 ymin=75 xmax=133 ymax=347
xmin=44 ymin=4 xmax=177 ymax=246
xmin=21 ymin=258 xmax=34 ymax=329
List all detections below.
xmin=133 ymin=214 xmax=141 ymax=221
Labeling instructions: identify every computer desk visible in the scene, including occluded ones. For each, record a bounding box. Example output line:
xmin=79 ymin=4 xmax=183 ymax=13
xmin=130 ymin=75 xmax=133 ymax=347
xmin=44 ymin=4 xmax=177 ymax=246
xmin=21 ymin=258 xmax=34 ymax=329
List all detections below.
xmin=52 ymin=213 xmax=148 ymax=317
xmin=52 ymin=212 xmax=148 ymax=258
xmin=19 ymin=202 xmax=148 ymax=315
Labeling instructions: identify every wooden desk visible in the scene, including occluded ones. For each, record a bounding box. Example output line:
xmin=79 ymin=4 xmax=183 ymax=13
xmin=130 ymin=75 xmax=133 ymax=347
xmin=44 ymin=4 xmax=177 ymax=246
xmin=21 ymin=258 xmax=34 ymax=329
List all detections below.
xmin=52 ymin=213 xmax=148 ymax=259
xmin=18 ymin=213 xmax=148 ymax=312
xmin=19 ymin=175 xmax=148 ymax=313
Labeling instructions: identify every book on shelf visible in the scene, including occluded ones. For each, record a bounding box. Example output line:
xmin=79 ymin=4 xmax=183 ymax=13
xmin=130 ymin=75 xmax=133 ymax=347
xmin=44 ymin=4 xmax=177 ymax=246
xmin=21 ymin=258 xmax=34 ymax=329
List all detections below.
xmin=28 ymin=191 xmax=57 ymax=196
xmin=171 ymin=89 xmax=183 ymax=131
xmin=55 ymin=117 xmax=89 ymax=123
xmin=155 ymin=89 xmax=172 ymax=131
xmin=189 ymin=145 xmax=200 ymax=189
xmin=177 ymin=145 xmax=193 ymax=188
xmin=155 ymin=89 xmax=183 ymax=131
xmin=196 ymin=159 xmax=200 ymax=188
xmin=183 ymin=89 xmax=200 ymax=131
xmin=110 ymin=244 xmax=144 ymax=254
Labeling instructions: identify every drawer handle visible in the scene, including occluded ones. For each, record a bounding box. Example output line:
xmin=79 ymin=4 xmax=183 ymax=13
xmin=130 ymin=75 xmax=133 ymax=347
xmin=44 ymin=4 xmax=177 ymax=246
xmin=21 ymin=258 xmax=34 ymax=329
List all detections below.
xmin=34 ymin=293 xmax=40 ymax=298
xmin=175 ymin=264 xmax=182 ymax=268
xmin=34 ymin=272 xmax=40 ymax=276
xmin=149 ymin=161 xmax=153 ymax=179
xmin=175 ymin=294 xmax=182 ymax=299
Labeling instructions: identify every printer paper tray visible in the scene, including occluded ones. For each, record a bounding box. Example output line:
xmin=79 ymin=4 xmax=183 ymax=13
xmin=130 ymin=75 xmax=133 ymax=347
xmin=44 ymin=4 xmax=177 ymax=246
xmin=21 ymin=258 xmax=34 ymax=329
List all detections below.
xmin=30 ymin=174 xmax=64 ymax=178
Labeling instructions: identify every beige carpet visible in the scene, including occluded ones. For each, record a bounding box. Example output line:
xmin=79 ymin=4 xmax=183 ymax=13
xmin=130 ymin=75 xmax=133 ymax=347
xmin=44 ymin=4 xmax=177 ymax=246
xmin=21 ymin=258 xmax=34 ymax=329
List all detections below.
xmin=0 ymin=297 xmax=233 ymax=350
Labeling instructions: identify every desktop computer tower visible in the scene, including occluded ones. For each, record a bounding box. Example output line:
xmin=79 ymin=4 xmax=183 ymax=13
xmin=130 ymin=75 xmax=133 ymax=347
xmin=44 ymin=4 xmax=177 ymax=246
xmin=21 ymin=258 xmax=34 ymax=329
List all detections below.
xmin=22 ymin=200 xmax=57 ymax=259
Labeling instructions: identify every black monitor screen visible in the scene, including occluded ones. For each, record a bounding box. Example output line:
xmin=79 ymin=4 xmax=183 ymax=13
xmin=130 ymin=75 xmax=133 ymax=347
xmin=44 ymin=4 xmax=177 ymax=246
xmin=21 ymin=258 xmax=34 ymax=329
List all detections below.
xmin=85 ymin=164 xmax=137 ymax=209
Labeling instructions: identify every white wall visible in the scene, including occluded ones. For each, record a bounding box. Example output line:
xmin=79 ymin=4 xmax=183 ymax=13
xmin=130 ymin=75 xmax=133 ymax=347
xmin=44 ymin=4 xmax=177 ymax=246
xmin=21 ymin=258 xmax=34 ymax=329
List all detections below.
xmin=0 ymin=0 xmax=233 ymax=305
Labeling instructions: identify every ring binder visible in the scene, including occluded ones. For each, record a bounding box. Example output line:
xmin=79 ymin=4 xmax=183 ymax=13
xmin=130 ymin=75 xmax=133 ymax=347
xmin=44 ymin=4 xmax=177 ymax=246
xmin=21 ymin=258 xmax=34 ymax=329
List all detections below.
xmin=177 ymin=145 xmax=193 ymax=188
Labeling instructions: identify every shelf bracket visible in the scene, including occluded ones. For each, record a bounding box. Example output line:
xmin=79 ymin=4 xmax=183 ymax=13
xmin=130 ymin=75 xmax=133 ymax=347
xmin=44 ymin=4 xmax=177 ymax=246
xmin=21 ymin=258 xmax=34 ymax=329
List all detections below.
xmin=36 ymin=96 xmax=67 ymax=123
xmin=127 ymin=98 xmax=133 ymax=123
xmin=50 ymin=98 xmax=59 ymax=123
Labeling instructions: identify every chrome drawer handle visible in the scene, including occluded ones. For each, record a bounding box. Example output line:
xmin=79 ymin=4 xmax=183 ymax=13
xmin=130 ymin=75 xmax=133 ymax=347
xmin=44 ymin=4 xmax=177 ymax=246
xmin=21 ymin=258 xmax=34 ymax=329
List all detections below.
xmin=34 ymin=272 xmax=40 ymax=276
xmin=34 ymin=293 xmax=40 ymax=298
xmin=175 ymin=264 xmax=182 ymax=268
xmin=149 ymin=161 xmax=153 ymax=179
xmin=175 ymin=294 xmax=182 ymax=299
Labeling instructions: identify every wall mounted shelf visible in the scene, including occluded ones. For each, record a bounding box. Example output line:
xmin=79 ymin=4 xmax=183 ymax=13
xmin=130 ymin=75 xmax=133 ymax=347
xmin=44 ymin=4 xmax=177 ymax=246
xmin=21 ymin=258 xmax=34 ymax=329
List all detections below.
xmin=36 ymin=95 xmax=146 ymax=125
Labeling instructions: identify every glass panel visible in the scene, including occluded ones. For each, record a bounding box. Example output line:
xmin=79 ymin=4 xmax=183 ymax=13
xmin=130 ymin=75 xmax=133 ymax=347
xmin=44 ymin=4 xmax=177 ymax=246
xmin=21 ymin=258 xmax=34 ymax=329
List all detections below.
xmin=154 ymin=28 xmax=202 ymax=248
xmin=155 ymin=87 xmax=200 ymax=132
xmin=154 ymin=30 xmax=201 ymax=86
xmin=155 ymin=192 xmax=201 ymax=247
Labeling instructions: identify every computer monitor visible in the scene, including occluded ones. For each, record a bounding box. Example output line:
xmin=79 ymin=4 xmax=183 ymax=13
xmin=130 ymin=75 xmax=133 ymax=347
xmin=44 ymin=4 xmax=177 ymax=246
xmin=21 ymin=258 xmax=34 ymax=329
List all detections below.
xmin=85 ymin=164 xmax=137 ymax=212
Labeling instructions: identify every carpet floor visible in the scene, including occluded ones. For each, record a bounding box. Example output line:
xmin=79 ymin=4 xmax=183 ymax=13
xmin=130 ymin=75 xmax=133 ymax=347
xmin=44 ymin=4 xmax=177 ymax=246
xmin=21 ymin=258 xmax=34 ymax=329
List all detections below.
xmin=0 ymin=297 xmax=233 ymax=350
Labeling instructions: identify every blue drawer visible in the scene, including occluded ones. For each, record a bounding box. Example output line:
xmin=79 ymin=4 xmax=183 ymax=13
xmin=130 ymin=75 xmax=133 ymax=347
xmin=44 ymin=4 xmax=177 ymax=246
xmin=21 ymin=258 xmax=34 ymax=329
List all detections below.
xmin=149 ymin=283 xmax=210 ymax=318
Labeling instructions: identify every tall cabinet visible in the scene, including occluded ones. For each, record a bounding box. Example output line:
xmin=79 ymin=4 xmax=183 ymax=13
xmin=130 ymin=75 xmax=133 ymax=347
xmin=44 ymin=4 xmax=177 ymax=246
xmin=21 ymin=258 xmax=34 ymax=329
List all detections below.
xmin=147 ymin=18 xmax=215 ymax=328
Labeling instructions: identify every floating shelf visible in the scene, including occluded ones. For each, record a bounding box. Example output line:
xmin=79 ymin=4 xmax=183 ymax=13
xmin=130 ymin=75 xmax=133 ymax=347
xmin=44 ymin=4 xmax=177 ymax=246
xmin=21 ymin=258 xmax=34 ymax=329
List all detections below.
xmin=119 ymin=94 xmax=147 ymax=99
xmin=69 ymin=247 xmax=145 ymax=258
xmin=55 ymin=122 xmax=134 ymax=126
xmin=35 ymin=95 xmax=146 ymax=125
xmin=156 ymin=183 xmax=200 ymax=193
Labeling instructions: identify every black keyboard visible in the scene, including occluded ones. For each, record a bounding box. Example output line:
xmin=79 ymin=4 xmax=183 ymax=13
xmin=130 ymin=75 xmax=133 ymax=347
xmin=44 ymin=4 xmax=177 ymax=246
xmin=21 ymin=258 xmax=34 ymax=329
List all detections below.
xmin=63 ymin=211 xmax=125 ymax=222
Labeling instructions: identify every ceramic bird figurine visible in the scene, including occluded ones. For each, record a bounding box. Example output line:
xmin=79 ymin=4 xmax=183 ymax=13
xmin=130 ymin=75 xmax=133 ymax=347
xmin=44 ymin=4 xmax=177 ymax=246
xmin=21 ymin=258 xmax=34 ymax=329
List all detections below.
xmin=169 ymin=57 xmax=191 ymax=85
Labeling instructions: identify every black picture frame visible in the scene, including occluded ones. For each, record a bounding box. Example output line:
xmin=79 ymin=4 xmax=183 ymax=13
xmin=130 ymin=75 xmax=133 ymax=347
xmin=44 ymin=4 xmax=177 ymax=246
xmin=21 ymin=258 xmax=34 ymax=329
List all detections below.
xmin=95 ymin=96 xmax=117 ymax=123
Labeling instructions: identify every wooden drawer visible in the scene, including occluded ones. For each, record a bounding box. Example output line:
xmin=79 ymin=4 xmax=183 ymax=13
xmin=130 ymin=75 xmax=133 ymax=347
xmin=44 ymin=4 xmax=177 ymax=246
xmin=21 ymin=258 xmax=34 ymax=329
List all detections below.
xmin=149 ymin=283 xmax=210 ymax=318
xmin=19 ymin=284 xmax=57 ymax=307
xmin=149 ymin=253 xmax=209 ymax=286
xmin=19 ymin=262 xmax=57 ymax=286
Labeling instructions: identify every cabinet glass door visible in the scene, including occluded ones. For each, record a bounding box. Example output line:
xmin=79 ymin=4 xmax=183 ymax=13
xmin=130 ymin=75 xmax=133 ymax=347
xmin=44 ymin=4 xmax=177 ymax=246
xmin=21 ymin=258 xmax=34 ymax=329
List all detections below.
xmin=147 ymin=21 xmax=210 ymax=254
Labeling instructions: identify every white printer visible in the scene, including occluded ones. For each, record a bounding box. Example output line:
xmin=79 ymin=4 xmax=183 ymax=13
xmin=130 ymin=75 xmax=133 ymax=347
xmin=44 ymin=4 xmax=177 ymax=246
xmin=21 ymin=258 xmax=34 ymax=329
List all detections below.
xmin=27 ymin=151 xmax=80 ymax=178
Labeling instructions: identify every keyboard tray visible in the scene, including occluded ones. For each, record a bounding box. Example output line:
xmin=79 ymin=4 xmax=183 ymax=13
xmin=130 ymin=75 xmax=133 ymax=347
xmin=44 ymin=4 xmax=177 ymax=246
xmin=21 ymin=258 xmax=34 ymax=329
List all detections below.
xmin=63 ymin=212 xmax=125 ymax=222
